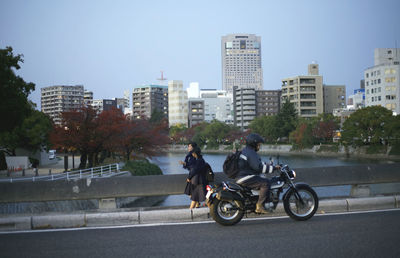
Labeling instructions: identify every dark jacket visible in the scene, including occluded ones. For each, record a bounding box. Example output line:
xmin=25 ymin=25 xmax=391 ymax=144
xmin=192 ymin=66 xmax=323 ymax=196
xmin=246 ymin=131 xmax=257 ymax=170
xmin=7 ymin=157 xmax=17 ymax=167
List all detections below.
xmin=188 ymin=156 xmax=207 ymax=185
xmin=236 ymin=145 xmax=273 ymax=180
xmin=183 ymin=151 xmax=196 ymax=171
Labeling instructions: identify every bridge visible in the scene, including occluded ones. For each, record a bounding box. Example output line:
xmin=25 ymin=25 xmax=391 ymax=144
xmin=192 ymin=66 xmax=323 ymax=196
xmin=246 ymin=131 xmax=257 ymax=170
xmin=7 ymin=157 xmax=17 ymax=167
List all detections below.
xmin=0 ymin=163 xmax=399 ymax=231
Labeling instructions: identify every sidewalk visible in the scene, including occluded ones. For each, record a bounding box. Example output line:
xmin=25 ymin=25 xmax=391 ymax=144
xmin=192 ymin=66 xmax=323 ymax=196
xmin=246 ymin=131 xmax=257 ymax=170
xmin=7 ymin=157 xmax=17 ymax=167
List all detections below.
xmin=0 ymin=156 xmax=82 ymax=179
xmin=0 ymin=195 xmax=399 ymax=232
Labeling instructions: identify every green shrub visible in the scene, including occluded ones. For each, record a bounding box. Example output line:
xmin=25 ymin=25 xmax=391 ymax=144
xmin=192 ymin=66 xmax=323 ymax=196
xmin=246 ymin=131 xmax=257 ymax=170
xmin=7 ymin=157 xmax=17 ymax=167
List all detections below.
xmin=123 ymin=159 xmax=163 ymax=176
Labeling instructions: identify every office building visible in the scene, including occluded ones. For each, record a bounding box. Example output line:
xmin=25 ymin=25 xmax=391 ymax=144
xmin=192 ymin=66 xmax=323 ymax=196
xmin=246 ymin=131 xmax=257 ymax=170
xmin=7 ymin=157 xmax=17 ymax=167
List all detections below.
xmin=365 ymin=48 xmax=400 ymax=115
xmin=323 ymin=85 xmax=346 ymax=114
xmin=132 ymin=85 xmax=168 ymax=119
xmin=281 ymin=64 xmax=324 ymax=118
xmin=198 ymin=89 xmax=233 ymax=124
xmin=256 ymin=90 xmax=281 ymax=116
xmin=168 ymin=80 xmax=188 ymax=127
xmin=41 ymin=85 xmax=84 ymax=124
xmin=221 ymin=34 xmax=263 ymax=92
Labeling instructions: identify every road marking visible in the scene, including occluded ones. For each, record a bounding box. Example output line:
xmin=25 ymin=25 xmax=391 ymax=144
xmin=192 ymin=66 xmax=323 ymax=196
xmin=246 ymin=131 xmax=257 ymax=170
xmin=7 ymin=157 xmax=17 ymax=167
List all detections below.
xmin=1 ymin=208 xmax=399 ymax=235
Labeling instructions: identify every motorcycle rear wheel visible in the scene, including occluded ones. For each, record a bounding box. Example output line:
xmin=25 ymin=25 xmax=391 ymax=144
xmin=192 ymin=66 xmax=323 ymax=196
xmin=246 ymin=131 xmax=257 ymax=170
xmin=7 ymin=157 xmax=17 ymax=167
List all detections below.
xmin=210 ymin=199 xmax=244 ymax=226
xmin=283 ymin=184 xmax=319 ymax=221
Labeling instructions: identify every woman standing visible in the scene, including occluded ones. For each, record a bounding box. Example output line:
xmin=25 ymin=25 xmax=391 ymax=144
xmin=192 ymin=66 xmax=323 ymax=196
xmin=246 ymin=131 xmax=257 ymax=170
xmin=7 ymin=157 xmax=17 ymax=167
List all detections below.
xmin=186 ymin=146 xmax=207 ymax=209
xmin=179 ymin=142 xmax=197 ymax=172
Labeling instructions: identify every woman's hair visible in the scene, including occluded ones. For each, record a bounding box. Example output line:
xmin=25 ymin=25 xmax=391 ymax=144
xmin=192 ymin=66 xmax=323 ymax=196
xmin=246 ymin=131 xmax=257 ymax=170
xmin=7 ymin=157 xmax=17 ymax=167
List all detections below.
xmin=188 ymin=141 xmax=197 ymax=148
xmin=192 ymin=146 xmax=202 ymax=157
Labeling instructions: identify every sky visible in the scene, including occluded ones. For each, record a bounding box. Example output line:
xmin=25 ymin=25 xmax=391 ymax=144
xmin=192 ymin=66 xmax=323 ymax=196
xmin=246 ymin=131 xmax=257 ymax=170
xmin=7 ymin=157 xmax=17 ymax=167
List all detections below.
xmin=1 ymin=0 xmax=400 ymax=110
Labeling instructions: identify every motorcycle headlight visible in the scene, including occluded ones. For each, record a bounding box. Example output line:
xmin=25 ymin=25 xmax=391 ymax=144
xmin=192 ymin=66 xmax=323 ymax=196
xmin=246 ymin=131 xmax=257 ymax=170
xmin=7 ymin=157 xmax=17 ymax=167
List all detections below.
xmin=289 ymin=170 xmax=296 ymax=179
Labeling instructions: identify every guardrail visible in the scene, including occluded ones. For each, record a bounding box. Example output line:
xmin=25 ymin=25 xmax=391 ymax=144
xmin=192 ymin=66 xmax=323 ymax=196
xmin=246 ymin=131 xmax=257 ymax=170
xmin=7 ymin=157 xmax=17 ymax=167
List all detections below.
xmin=0 ymin=163 xmax=399 ymax=204
xmin=0 ymin=163 xmax=122 ymax=183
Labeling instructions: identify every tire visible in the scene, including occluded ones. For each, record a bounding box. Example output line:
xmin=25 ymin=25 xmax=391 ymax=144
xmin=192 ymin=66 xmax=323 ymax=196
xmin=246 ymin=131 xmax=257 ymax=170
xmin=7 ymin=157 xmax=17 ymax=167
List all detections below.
xmin=209 ymin=199 xmax=244 ymax=226
xmin=283 ymin=184 xmax=319 ymax=221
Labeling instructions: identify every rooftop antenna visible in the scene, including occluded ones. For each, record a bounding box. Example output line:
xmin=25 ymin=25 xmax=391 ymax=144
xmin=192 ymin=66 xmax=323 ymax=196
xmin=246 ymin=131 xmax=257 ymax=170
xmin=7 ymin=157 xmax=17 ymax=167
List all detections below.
xmin=157 ymin=71 xmax=168 ymax=85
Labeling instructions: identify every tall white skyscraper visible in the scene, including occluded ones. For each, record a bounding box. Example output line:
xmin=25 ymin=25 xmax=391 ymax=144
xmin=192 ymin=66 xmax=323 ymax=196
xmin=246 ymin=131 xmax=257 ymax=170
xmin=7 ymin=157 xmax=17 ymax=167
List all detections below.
xmin=221 ymin=33 xmax=263 ymax=92
xmin=168 ymin=80 xmax=188 ymax=127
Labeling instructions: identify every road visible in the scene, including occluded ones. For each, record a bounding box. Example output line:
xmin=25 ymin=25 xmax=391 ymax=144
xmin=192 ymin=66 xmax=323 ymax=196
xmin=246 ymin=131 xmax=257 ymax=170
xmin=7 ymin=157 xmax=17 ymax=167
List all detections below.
xmin=0 ymin=210 xmax=399 ymax=258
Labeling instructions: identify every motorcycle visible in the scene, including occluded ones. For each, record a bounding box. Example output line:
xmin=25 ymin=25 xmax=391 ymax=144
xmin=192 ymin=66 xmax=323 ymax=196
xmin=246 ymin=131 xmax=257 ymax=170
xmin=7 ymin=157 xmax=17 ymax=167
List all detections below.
xmin=206 ymin=161 xmax=319 ymax=226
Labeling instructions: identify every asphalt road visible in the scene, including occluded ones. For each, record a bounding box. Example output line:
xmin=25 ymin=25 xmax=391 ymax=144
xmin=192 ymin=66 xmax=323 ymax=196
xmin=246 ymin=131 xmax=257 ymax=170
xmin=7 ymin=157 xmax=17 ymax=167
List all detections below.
xmin=1 ymin=210 xmax=399 ymax=258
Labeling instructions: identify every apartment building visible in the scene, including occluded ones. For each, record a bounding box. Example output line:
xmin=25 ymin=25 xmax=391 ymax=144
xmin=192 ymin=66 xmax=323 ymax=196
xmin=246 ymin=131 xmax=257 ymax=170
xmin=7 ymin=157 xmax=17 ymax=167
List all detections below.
xmin=365 ymin=48 xmax=400 ymax=114
xmin=188 ymin=100 xmax=205 ymax=128
xmin=323 ymin=85 xmax=346 ymax=114
xmin=168 ymin=80 xmax=188 ymax=127
xmin=132 ymin=85 xmax=168 ymax=119
xmin=233 ymin=87 xmax=256 ymax=130
xmin=41 ymin=85 xmax=84 ymax=124
xmin=256 ymin=90 xmax=281 ymax=116
xmin=281 ymin=64 xmax=323 ymax=118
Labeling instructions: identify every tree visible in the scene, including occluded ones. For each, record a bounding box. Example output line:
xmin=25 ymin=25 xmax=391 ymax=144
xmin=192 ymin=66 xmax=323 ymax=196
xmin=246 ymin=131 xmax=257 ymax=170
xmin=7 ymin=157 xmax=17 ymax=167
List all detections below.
xmin=0 ymin=47 xmax=52 ymax=159
xmin=249 ymin=115 xmax=279 ymax=143
xmin=341 ymin=106 xmax=393 ymax=147
xmin=0 ymin=47 xmax=35 ymax=133
xmin=50 ymin=106 xmax=99 ymax=168
xmin=311 ymin=114 xmax=339 ymax=143
xmin=149 ymin=109 xmax=166 ymax=124
xmin=275 ymin=99 xmax=298 ymax=140
xmin=290 ymin=122 xmax=314 ymax=149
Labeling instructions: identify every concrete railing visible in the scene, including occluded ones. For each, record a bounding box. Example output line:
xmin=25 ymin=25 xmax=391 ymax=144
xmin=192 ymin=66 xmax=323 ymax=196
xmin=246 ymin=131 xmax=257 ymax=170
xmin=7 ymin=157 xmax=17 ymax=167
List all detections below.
xmin=0 ymin=163 xmax=399 ymax=204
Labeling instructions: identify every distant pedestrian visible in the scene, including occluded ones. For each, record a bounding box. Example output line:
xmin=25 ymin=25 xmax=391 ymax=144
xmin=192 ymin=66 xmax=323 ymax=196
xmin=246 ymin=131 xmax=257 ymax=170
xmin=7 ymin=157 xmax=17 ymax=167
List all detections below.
xmin=185 ymin=146 xmax=207 ymax=209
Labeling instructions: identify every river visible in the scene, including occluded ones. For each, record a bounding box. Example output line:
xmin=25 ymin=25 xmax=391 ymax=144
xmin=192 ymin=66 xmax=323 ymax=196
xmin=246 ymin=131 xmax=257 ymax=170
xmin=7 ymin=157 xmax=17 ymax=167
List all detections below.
xmin=149 ymin=152 xmax=398 ymax=207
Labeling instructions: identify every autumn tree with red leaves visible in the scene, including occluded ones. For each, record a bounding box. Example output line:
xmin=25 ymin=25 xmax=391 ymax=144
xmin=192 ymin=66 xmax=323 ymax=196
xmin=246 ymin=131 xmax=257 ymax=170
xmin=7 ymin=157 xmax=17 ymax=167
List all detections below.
xmin=50 ymin=106 xmax=170 ymax=168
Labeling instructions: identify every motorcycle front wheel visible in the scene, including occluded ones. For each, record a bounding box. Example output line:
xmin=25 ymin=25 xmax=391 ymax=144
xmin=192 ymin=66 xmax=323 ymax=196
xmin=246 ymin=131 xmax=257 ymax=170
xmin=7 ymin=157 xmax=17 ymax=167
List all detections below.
xmin=283 ymin=184 xmax=319 ymax=221
xmin=210 ymin=199 xmax=244 ymax=226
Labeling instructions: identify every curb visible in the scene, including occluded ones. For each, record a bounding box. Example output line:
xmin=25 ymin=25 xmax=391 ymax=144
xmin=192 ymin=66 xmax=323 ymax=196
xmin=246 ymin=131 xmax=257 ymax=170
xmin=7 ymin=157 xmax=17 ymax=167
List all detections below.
xmin=0 ymin=195 xmax=399 ymax=232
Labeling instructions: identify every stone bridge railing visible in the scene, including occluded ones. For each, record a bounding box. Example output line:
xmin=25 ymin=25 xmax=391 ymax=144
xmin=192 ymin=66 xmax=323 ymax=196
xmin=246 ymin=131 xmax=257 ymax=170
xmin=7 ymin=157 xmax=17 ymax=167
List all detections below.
xmin=1 ymin=163 xmax=399 ymax=205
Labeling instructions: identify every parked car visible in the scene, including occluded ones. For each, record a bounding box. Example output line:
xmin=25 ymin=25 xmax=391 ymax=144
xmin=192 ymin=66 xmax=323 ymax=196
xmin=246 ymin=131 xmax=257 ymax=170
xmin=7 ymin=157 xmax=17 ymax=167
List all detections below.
xmin=49 ymin=150 xmax=56 ymax=160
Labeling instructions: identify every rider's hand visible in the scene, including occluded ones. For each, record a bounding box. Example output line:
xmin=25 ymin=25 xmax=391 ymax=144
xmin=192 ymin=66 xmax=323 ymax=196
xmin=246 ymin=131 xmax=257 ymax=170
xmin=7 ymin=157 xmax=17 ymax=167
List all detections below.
xmin=274 ymin=165 xmax=281 ymax=171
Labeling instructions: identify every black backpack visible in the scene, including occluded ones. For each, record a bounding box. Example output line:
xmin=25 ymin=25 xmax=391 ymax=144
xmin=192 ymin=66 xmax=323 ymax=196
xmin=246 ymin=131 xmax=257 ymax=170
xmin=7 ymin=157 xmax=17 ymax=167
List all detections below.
xmin=223 ymin=150 xmax=242 ymax=179
xmin=204 ymin=163 xmax=214 ymax=182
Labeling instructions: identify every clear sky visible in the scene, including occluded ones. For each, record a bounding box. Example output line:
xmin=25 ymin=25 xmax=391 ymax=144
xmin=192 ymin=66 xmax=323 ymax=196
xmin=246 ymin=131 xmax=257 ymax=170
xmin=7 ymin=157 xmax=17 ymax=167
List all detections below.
xmin=1 ymin=0 xmax=400 ymax=110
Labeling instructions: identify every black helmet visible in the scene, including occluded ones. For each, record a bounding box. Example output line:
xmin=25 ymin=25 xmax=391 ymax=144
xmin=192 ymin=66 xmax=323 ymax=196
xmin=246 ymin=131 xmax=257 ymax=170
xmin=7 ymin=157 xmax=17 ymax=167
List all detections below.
xmin=246 ymin=133 xmax=265 ymax=150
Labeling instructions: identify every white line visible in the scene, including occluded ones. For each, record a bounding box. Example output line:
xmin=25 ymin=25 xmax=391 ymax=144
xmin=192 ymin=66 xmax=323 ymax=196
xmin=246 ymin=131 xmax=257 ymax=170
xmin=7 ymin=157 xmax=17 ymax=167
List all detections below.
xmin=1 ymin=208 xmax=399 ymax=235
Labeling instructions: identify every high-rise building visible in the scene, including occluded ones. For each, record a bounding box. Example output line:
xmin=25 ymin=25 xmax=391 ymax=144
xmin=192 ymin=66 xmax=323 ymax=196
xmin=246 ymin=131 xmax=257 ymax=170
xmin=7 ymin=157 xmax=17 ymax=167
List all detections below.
xmin=221 ymin=34 xmax=263 ymax=92
xmin=255 ymin=90 xmax=281 ymax=116
xmin=132 ymin=85 xmax=168 ymax=119
xmin=281 ymin=64 xmax=324 ymax=118
xmin=365 ymin=48 xmax=400 ymax=115
xmin=323 ymin=85 xmax=346 ymax=114
xmin=168 ymin=80 xmax=188 ymax=127
xmin=41 ymin=85 xmax=84 ymax=124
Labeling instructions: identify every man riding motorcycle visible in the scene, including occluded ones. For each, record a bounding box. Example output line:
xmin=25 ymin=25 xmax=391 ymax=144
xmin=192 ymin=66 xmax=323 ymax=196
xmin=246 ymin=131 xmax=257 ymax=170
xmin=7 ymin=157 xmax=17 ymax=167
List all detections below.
xmin=236 ymin=133 xmax=279 ymax=214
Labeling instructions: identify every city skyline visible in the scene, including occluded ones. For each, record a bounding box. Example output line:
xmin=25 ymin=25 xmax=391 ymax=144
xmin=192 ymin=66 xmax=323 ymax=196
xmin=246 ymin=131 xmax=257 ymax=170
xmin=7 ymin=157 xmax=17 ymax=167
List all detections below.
xmin=1 ymin=0 xmax=400 ymax=110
